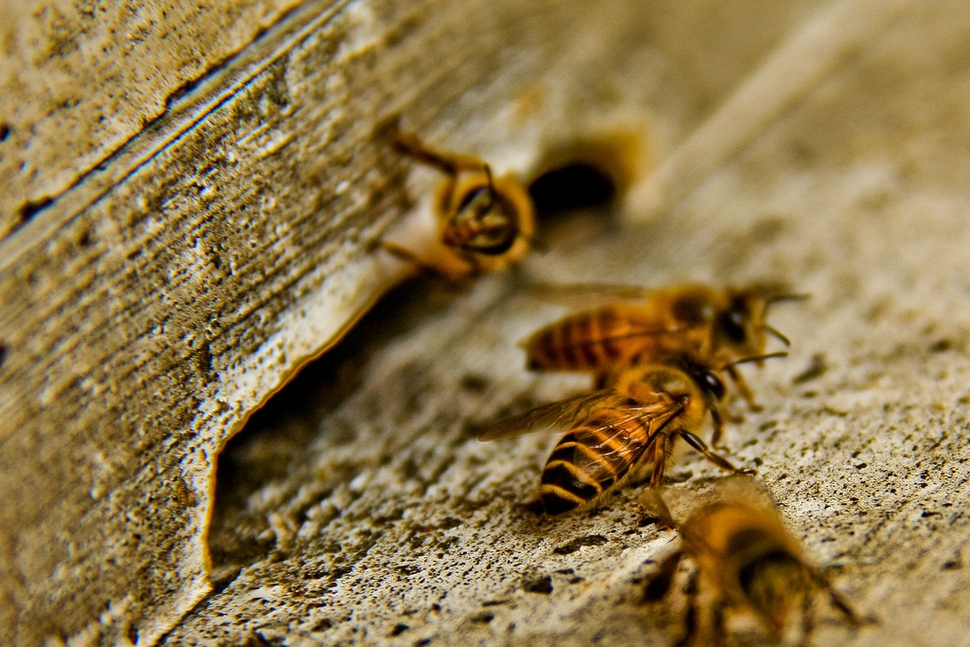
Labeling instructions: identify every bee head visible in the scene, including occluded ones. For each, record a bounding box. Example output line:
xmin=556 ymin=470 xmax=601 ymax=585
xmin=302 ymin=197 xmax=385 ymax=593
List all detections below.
xmin=700 ymin=368 xmax=727 ymax=402
xmin=718 ymin=285 xmax=809 ymax=355
xmin=719 ymin=286 xmax=805 ymax=360
xmin=446 ymin=165 xmax=520 ymax=255
xmin=681 ymin=361 xmax=727 ymax=403
xmin=714 ymin=294 xmax=762 ymax=358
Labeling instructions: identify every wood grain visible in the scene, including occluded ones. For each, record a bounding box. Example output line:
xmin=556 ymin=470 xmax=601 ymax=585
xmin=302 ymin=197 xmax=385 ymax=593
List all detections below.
xmin=0 ymin=0 xmax=310 ymax=238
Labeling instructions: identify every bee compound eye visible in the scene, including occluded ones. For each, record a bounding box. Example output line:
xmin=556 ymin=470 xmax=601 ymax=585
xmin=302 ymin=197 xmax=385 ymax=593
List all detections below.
xmin=457 ymin=186 xmax=491 ymax=213
xmin=719 ymin=308 xmax=747 ymax=342
xmin=730 ymin=309 xmax=745 ymax=328
xmin=703 ymin=371 xmax=726 ymax=400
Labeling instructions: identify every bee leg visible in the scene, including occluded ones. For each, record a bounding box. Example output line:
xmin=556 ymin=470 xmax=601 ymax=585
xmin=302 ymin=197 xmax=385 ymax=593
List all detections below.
xmin=709 ymin=404 xmax=727 ymax=448
xmin=819 ymin=576 xmax=863 ymax=627
xmin=373 ymin=241 xmax=474 ymax=284
xmin=642 ymin=488 xmax=677 ymax=529
xmin=436 ymin=173 xmax=460 ymax=218
xmin=710 ymin=598 xmax=728 ymax=647
xmin=393 ymin=132 xmax=487 ymax=176
xmin=643 ymin=548 xmax=684 ymax=602
xmin=726 ymin=365 xmax=762 ymax=412
xmin=798 ymin=593 xmax=817 ymax=647
xmin=679 ymin=430 xmax=756 ymax=477
xmin=373 ymin=240 xmax=442 ymax=274
xmin=514 ymin=497 xmax=546 ymax=516
xmin=721 ymin=401 xmax=745 ymax=425
xmin=675 ymin=569 xmax=702 ymax=647
xmin=457 ymin=250 xmax=486 ymax=279
xmin=648 ymin=434 xmax=670 ymax=488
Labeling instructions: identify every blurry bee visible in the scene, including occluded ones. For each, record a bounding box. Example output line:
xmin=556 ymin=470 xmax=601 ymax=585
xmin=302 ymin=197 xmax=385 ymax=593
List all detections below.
xmin=377 ymin=131 xmax=536 ymax=281
xmin=643 ymin=477 xmax=861 ymax=646
xmin=524 ymin=284 xmax=805 ymax=411
xmin=480 ymin=353 xmax=763 ymax=515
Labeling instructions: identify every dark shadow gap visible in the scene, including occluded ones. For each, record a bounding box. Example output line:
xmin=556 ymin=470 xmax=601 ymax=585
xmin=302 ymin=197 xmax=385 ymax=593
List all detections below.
xmin=526 ymin=131 xmax=644 ymax=220
xmin=529 ymin=162 xmax=616 ymax=215
xmin=208 ymin=276 xmax=463 ymax=576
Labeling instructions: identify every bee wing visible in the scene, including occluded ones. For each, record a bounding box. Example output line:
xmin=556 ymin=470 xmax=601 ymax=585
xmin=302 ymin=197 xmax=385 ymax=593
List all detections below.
xmin=517 ymin=303 xmax=693 ymax=350
xmin=711 ymin=475 xmax=780 ymax=517
xmin=564 ymin=398 xmax=685 ymax=483
xmin=518 ymin=318 xmax=699 ymax=372
xmin=479 ymin=389 xmax=631 ymax=441
xmin=526 ymin=281 xmax=657 ymax=309
xmin=521 ymin=325 xmax=693 ymax=351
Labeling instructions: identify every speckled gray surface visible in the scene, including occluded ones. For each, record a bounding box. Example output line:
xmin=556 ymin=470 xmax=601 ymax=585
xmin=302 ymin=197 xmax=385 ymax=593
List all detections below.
xmin=167 ymin=2 xmax=970 ymax=645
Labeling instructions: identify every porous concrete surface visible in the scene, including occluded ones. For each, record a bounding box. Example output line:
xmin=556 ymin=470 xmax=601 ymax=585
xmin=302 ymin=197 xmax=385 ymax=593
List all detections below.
xmin=167 ymin=2 xmax=970 ymax=645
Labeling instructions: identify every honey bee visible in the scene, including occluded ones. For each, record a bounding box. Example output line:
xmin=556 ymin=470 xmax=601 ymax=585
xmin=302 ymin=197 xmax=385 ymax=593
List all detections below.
xmin=523 ymin=284 xmax=804 ymax=411
xmin=377 ymin=131 xmax=536 ymax=281
xmin=643 ymin=477 xmax=861 ymax=646
xmin=480 ymin=352 xmax=761 ymax=515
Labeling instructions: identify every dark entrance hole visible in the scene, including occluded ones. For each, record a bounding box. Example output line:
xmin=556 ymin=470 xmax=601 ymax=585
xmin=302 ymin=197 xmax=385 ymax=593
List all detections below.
xmin=528 ymin=163 xmax=617 ymax=215
xmin=526 ymin=131 xmax=645 ymax=218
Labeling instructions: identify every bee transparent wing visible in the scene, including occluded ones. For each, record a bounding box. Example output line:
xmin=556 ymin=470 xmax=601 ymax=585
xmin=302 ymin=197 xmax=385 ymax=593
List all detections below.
xmin=522 ymin=324 xmax=691 ymax=351
xmin=479 ymin=389 xmax=630 ymax=441
xmin=564 ymin=397 xmax=685 ymax=484
xmin=526 ymin=281 xmax=658 ymax=308
xmin=520 ymin=307 xmax=698 ymax=370
xmin=710 ymin=475 xmax=780 ymax=517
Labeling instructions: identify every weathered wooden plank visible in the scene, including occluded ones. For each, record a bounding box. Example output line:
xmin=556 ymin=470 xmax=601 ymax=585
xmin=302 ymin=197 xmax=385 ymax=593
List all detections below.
xmin=0 ymin=0 xmax=831 ymax=644
xmin=0 ymin=0 xmax=306 ymax=237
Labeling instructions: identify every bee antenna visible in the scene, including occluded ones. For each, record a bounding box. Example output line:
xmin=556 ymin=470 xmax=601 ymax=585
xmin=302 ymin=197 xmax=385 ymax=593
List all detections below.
xmin=483 ymin=163 xmax=496 ymax=193
xmin=764 ymin=292 xmax=811 ymax=313
xmin=763 ymin=324 xmax=791 ymax=347
xmin=721 ymin=351 xmax=788 ymax=370
xmin=470 ymin=162 xmax=497 ymax=215
xmin=766 ymin=292 xmax=811 ymax=303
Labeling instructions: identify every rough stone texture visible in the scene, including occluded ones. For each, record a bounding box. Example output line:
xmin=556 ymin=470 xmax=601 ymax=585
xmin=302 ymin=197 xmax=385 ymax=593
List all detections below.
xmin=166 ymin=1 xmax=970 ymax=645
xmin=0 ymin=0 xmax=821 ymax=644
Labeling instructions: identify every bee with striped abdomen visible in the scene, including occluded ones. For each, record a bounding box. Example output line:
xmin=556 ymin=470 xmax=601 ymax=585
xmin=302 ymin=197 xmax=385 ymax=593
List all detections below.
xmin=644 ymin=477 xmax=862 ymax=646
xmin=376 ymin=131 xmax=536 ymax=281
xmin=524 ymin=284 xmax=804 ymax=411
xmin=480 ymin=353 xmax=760 ymax=515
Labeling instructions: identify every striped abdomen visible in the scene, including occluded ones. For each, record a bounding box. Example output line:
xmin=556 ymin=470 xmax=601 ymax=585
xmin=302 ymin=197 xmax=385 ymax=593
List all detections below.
xmin=527 ymin=306 xmax=664 ymax=371
xmin=540 ymin=405 xmax=656 ymax=515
